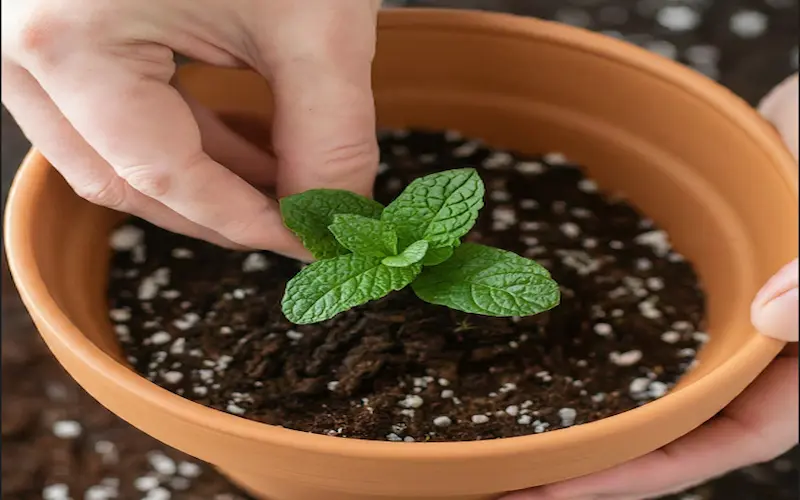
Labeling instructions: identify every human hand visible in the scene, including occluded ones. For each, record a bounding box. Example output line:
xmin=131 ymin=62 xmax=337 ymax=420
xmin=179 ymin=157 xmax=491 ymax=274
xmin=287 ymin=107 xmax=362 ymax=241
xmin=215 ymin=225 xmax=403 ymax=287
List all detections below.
xmin=1 ymin=0 xmax=381 ymax=258
xmin=504 ymin=74 xmax=799 ymax=500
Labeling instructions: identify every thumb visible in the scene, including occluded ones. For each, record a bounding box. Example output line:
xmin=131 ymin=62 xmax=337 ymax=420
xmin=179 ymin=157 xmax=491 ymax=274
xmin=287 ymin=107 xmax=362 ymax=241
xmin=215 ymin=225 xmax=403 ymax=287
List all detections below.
xmin=752 ymin=258 xmax=799 ymax=342
xmin=264 ymin=8 xmax=379 ymax=198
xmin=759 ymin=73 xmax=798 ymax=160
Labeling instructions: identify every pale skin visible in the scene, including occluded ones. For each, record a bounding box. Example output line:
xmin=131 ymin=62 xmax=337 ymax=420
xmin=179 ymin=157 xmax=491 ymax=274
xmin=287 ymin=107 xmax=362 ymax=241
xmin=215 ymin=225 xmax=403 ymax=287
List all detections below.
xmin=1 ymin=3 xmax=797 ymax=498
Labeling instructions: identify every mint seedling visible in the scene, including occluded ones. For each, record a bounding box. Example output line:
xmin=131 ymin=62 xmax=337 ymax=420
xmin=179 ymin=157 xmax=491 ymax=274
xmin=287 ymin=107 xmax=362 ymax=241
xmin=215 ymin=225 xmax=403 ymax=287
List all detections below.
xmin=279 ymin=168 xmax=560 ymax=324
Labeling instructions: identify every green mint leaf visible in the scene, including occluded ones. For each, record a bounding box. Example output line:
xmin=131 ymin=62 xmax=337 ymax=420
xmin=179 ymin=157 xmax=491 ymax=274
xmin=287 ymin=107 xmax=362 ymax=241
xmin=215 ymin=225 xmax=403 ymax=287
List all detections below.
xmin=282 ymin=254 xmax=421 ymax=324
xmin=411 ymin=243 xmax=560 ymax=317
xmin=421 ymin=246 xmax=454 ymax=267
xmin=280 ymin=190 xmax=384 ymax=260
xmin=381 ymin=168 xmax=484 ymax=249
xmin=328 ymin=214 xmax=398 ymax=257
xmin=382 ymin=240 xmax=429 ymax=267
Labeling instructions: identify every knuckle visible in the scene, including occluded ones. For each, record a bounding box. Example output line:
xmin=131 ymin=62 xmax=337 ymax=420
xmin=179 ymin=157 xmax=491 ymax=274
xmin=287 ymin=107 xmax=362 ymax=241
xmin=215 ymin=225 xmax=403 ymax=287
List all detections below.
xmin=73 ymin=175 xmax=127 ymax=209
xmin=12 ymin=7 xmax=80 ymax=62
xmin=218 ymin=202 xmax=274 ymax=248
xmin=119 ymin=165 xmax=172 ymax=199
xmin=318 ymin=140 xmax=379 ymax=181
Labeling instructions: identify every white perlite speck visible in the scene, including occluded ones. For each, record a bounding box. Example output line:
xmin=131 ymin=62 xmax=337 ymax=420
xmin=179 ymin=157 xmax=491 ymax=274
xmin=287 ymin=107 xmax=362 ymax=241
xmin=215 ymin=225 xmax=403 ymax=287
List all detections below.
xmin=109 ymin=308 xmax=131 ymax=322
xmin=544 ymin=152 xmax=568 ymax=165
xmin=646 ymin=277 xmax=665 ymax=291
xmin=109 ymin=225 xmax=144 ymax=251
xmin=327 ymin=381 xmax=340 ymax=391
xmin=638 ymin=300 xmax=662 ymax=319
xmin=160 ymin=289 xmax=181 ymax=299
xmin=593 ymin=323 xmax=613 ymax=336
xmin=286 ymin=330 xmax=304 ymax=341
xmin=516 ymin=161 xmax=544 ymax=174
xmin=693 ymin=331 xmax=710 ymax=343
xmin=94 ymin=440 xmax=118 ymax=465
xmin=441 ymin=389 xmax=454 ymax=399
xmin=386 ymin=433 xmax=403 ymax=442
xmin=433 ymin=416 xmax=452 ymax=427
xmin=629 ymin=377 xmax=652 ymax=395
xmin=149 ymin=331 xmax=171 ymax=346
xmin=649 ymin=381 xmax=669 ymax=398
xmin=148 ymin=451 xmax=177 ymax=475
xmin=577 ymin=179 xmax=598 ymax=193
xmin=505 ymin=405 xmax=520 ymax=417
xmin=85 ymin=484 xmax=115 ymax=500
xmin=634 ymin=230 xmax=672 ymax=257
xmin=52 ymin=420 xmax=82 ymax=439
xmin=558 ymin=408 xmax=577 ymax=427
xmin=171 ymin=248 xmax=193 ymax=259
xmin=517 ymin=415 xmax=532 ymax=425
xmin=453 ymin=141 xmax=480 ymax=158
xmin=114 ymin=324 xmax=131 ymax=341
xmin=560 ymin=222 xmax=581 ymax=238
xmin=144 ymin=487 xmax=171 ymax=500
xmin=173 ymin=312 xmax=200 ymax=331
xmin=138 ymin=268 xmax=171 ymax=300
xmin=399 ymin=395 xmax=424 ymax=409
xmin=170 ymin=477 xmax=191 ymax=491
xmin=242 ymin=253 xmax=269 ymax=272
xmin=177 ymin=461 xmax=202 ymax=478
xmin=227 ymin=403 xmax=246 ymax=415
xmin=483 ymin=151 xmax=513 ymax=169
xmin=661 ymin=331 xmax=681 ymax=343
xmin=43 ymin=483 xmax=69 ymax=500
xmin=492 ymin=206 xmax=517 ymax=226
xmin=471 ymin=414 xmax=490 ymax=424
xmin=609 ymin=350 xmax=643 ymax=367
xmin=162 ymin=371 xmax=183 ymax=384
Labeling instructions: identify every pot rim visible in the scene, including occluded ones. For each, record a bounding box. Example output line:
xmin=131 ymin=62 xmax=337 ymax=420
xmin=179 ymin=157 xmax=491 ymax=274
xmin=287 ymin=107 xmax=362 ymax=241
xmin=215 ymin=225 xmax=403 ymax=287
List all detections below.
xmin=5 ymin=8 xmax=796 ymax=461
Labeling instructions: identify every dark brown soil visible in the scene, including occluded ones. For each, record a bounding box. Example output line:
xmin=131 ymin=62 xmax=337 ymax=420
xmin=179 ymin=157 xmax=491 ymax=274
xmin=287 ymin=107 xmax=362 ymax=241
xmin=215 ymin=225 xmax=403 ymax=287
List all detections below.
xmin=109 ymin=130 xmax=706 ymax=442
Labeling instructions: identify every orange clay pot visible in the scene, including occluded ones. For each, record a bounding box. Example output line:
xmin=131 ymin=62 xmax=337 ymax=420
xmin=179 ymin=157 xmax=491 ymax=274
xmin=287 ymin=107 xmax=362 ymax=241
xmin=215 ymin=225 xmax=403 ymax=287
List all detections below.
xmin=5 ymin=9 xmax=798 ymax=500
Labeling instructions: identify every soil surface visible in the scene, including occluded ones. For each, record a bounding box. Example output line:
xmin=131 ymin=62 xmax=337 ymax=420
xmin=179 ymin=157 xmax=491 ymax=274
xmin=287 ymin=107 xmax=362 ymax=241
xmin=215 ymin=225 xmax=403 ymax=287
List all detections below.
xmin=110 ymin=130 xmax=706 ymax=442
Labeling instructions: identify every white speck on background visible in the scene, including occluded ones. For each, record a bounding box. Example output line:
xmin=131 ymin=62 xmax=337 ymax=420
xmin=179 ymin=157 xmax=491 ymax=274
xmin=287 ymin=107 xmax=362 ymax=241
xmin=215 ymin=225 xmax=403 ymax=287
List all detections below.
xmin=730 ymin=10 xmax=768 ymax=38
xmin=656 ymin=6 xmax=701 ymax=31
xmin=645 ymin=40 xmax=678 ymax=59
xmin=555 ymin=7 xmax=592 ymax=28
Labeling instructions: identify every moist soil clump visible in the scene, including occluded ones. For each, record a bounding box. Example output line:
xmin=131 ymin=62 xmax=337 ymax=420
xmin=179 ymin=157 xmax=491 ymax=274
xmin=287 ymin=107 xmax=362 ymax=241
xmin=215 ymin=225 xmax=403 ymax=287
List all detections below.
xmin=110 ymin=130 xmax=706 ymax=442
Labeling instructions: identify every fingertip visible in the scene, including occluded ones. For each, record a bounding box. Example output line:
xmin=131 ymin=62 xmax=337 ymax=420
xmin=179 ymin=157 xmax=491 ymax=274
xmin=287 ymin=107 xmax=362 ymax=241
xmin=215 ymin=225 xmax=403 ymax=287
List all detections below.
xmin=752 ymin=288 xmax=799 ymax=342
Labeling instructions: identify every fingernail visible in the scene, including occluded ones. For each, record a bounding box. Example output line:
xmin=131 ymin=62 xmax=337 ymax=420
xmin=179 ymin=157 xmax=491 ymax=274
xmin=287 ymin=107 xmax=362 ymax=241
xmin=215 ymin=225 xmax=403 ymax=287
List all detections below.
xmin=753 ymin=259 xmax=799 ymax=310
xmin=752 ymin=288 xmax=799 ymax=342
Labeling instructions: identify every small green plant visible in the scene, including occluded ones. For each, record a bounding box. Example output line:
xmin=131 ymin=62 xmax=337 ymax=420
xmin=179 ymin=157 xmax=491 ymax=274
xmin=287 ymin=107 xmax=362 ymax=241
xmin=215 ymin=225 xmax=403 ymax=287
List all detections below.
xmin=279 ymin=168 xmax=560 ymax=324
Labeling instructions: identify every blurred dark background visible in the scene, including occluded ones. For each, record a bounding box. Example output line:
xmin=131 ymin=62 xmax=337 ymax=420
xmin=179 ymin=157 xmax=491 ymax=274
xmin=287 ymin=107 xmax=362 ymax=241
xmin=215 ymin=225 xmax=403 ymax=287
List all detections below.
xmin=2 ymin=1 xmax=798 ymax=498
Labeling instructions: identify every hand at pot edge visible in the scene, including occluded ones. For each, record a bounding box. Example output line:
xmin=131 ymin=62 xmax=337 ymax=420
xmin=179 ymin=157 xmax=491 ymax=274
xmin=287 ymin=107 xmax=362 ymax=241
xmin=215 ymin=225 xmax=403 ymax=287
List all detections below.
xmin=1 ymin=0 xmax=383 ymax=259
xmin=501 ymin=74 xmax=799 ymax=500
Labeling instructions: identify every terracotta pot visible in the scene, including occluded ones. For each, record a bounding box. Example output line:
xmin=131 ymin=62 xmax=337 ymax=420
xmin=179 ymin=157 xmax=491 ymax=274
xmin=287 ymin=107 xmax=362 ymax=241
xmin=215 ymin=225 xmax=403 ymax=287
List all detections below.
xmin=5 ymin=9 xmax=798 ymax=500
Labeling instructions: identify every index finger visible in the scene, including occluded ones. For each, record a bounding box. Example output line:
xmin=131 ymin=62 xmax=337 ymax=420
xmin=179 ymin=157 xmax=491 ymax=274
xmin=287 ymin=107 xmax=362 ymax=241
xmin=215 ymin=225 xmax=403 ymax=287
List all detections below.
xmin=25 ymin=47 xmax=307 ymax=257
